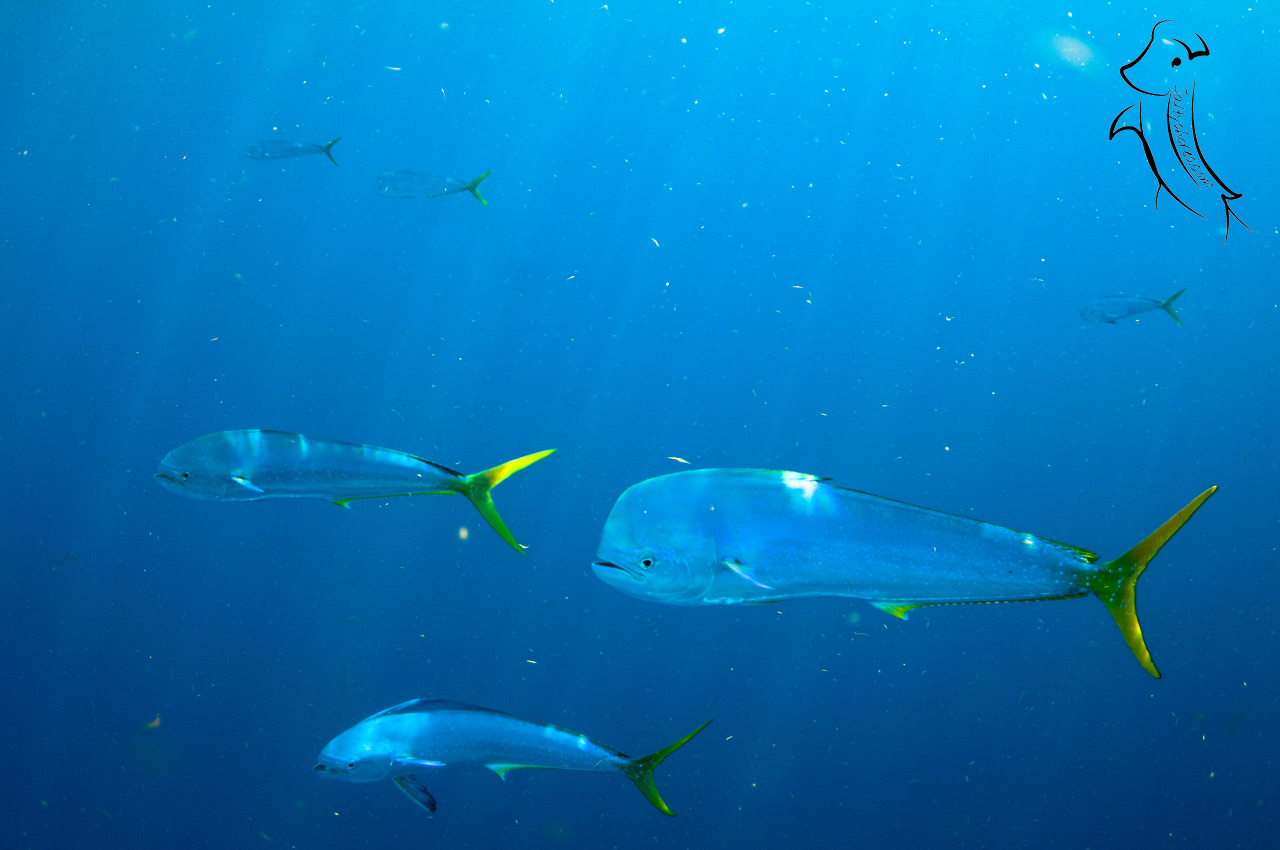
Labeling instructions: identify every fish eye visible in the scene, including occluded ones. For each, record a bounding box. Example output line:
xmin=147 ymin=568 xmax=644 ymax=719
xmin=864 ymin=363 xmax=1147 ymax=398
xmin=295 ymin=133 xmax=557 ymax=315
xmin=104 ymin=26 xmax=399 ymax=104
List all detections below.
xmin=1171 ymin=57 xmax=1181 ymax=67
xmin=181 ymin=472 xmax=190 ymax=479
xmin=639 ymin=556 xmax=655 ymax=570
xmin=346 ymin=761 xmax=356 ymax=770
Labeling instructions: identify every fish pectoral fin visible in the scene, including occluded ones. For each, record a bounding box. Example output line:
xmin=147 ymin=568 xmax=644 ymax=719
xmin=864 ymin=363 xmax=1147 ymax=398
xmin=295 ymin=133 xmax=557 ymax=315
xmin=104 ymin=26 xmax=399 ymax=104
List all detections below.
xmin=870 ymin=600 xmax=922 ymax=620
xmin=230 ymin=475 xmax=264 ymax=494
xmin=392 ymin=775 xmax=438 ymax=812
xmin=485 ymin=763 xmax=540 ymax=780
xmin=722 ymin=558 xmax=774 ymax=590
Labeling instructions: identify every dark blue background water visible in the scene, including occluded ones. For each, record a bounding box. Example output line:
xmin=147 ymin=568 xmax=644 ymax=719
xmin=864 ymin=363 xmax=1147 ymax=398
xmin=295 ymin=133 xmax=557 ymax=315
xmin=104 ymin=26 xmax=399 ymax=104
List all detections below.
xmin=4 ymin=1 xmax=1276 ymax=847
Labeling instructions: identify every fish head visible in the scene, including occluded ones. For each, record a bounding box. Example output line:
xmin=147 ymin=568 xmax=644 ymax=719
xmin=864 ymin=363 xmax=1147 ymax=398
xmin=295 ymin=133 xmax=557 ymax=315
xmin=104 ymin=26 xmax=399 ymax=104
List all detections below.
xmin=153 ymin=452 xmax=194 ymax=494
xmin=592 ymin=472 xmax=720 ymax=604
xmin=314 ymin=722 xmax=397 ymax=783
xmin=154 ymin=432 xmax=252 ymax=499
xmin=1120 ymin=20 xmax=1210 ymax=96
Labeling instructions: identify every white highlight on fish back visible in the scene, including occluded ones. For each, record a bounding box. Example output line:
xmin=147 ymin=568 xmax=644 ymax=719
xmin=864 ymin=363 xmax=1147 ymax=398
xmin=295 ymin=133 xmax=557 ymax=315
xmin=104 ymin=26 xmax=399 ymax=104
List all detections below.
xmin=781 ymin=471 xmax=819 ymax=500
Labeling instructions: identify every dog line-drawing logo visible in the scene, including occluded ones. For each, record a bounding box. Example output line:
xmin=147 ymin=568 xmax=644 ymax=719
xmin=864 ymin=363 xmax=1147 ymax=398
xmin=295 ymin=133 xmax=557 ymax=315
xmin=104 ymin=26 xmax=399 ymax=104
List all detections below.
xmin=1109 ymin=20 xmax=1249 ymax=240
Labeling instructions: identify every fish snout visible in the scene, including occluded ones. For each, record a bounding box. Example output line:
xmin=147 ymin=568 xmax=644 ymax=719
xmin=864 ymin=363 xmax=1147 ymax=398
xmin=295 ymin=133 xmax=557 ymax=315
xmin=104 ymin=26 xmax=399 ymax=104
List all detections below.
xmin=592 ymin=560 xmax=645 ymax=581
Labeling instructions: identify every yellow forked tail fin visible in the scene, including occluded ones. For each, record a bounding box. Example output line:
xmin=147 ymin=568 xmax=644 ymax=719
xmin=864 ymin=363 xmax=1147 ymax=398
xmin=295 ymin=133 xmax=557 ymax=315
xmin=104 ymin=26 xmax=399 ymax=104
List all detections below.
xmin=459 ymin=449 xmax=555 ymax=554
xmin=1082 ymin=486 xmax=1217 ymax=678
xmin=467 ymin=170 xmax=493 ymax=205
xmin=620 ymin=719 xmax=712 ymax=816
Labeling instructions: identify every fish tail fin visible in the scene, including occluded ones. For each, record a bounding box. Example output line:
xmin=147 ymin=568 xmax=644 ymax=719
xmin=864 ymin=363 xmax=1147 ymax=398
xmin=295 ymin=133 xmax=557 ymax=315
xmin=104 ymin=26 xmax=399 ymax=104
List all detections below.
xmin=467 ymin=170 xmax=493 ymax=205
xmin=620 ymin=720 xmax=712 ymax=817
xmin=322 ymin=137 xmax=341 ymax=167
xmin=1161 ymin=288 xmax=1187 ymax=327
xmin=459 ymin=449 xmax=555 ymax=553
xmin=1080 ymin=486 xmax=1216 ymax=678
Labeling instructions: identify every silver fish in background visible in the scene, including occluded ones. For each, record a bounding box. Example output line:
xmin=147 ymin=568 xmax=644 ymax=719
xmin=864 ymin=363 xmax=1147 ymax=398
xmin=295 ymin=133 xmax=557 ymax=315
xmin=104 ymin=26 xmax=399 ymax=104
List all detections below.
xmin=1080 ymin=288 xmax=1186 ymax=327
xmin=245 ymin=137 xmax=342 ymax=167
xmin=592 ymin=468 xmax=1216 ymax=678
xmin=314 ymin=699 xmax=712 ymax=816
xmin=373 ymin=169 xmax=493 ymax=204
xmin=154 ymin=430 xmax=554 ymax=553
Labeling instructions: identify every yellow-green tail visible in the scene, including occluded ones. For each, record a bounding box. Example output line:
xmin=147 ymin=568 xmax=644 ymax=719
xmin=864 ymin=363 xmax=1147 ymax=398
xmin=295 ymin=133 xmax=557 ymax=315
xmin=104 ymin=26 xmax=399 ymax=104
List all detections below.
xmin=1161 ymin=287 xmax=1187 ymax=328
xmin=467 ymin=170 xmax=493 ymax=205
xmin=1080 ymin=486 xmax=1216 ymax=678
xmin=460 ymin=449 xmax=555 ymax=553
xmin=321 ymin=137 xmax=341 ymax=167
xmin=619 ymin=719 xmax=712 ymax=817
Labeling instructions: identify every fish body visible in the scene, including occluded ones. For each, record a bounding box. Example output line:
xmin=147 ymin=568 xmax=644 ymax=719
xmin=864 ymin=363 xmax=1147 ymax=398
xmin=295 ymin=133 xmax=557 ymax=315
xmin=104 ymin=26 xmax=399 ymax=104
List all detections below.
xmin=373 ymin=169 xmax=492 ymax=204
xmin=1080 ymin=289 xmax=1185 ymax=326
xmin=592 ymin=468 xmax=1216 ymax=677
xmin=155 ymin=430 xmax=553 ymax=552
xmin=245 ymin=138 xmax=341 ymax=166
xmin=314 ymin=699 xmax=710 ymax=816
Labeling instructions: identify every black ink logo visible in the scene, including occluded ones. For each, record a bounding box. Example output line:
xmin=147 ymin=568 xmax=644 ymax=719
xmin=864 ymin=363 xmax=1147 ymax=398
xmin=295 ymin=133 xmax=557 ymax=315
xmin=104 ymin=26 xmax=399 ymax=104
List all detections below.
xmin=1110 ymin=20 xmax=1249 ymax=239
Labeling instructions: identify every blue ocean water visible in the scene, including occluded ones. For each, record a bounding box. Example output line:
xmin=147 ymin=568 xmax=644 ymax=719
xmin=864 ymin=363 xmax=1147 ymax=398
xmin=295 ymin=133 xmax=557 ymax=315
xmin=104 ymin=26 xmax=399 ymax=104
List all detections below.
xmin=3 ymin=1 xmax=1276 ymax=847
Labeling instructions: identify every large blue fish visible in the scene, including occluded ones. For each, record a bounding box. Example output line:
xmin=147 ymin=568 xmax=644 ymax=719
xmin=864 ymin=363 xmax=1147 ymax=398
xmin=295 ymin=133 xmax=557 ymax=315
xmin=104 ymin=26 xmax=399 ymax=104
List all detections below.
xmin=1080 ymin=288 xmax=1186 ymax=326
xmin=592 ymin=469 xmax=1216 ymax=677
xmin=155 ymin=430 xmax=553 ymax=553
xmin=314 ymin=699 xmax=711 ymax=816
xmin=245 ymin=138 xmax=341 ymax=167
xmin=373 ymin=169 xmax=493 ymax=204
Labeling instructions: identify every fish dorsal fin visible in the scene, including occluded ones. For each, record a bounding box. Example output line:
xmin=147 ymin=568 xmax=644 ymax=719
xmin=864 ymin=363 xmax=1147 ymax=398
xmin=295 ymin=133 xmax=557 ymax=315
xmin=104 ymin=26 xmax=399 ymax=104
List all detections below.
xmin=392 ymin=775 xmax=437 ymax=812
xmin=364 ymin=698 xmax=431 ymax=720
xmin=408 ymin=456 xmax=463 ymax=477
xmin=364 ymin=699 xmax=514 ymax=722
xmin=368 ymin=701 xmax=481 ymax=721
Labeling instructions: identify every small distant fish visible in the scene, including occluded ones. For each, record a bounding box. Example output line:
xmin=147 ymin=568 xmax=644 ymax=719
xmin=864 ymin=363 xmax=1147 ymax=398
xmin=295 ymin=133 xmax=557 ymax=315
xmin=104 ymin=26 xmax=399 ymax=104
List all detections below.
xmin=1080 ymin=288 xmax=1186 ymax=327
xmin=314 ymin=699 xmax=711 ymax=816
xmin=154 ymin=430 xmax=554 ymax=553
xmin=373 ymin=169 xmax=493 ymax=204
xmin=592 ymin=468 xmax=1217 ymax=678
xmin=245 ymin=138 xmax=341 ymax=167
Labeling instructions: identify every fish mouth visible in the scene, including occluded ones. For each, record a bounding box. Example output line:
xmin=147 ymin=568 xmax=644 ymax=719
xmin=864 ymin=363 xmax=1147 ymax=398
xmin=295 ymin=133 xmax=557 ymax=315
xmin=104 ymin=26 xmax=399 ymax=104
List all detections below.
xmin=313 ymin=763 xmax=345 ymax=776
xmin=154 ymin=471 xmax=183 ymax=486
xmin=592 ymin=560 xmax=645 ymax=582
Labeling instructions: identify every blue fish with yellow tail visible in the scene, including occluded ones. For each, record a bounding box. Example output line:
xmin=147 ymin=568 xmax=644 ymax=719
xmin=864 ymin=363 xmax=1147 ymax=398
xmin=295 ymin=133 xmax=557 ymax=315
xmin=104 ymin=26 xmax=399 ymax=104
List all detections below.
xmin=245 ymin=137 xmax=342 ymax=167
xmin=373 ymin=169 xmax=493 ymax=204
xmin=154 ymin=430 xmax=554 ymax=553
xmin=314 ymin=699 xmax=711 ymax=816
xmin=592 ymin=469 xmax=1217 ymax=678
xmin=1080 ymin=288 xmax=1186 ymax=327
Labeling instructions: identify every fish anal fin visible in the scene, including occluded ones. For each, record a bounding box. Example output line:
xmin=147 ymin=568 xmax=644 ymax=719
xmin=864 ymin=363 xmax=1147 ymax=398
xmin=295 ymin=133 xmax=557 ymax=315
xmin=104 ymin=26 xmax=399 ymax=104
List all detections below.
xmin=392 ymin=775 xmax=437 ymax=812
xmin=332 ymin=489 xmax=456 ymax=509
xmin=486 ymin=763 xmax=539 ymax=780
xmin=870 ymin=595 xmax=1090 ymax=622
xmin=871 ymin=600 xmax=921 ymax=620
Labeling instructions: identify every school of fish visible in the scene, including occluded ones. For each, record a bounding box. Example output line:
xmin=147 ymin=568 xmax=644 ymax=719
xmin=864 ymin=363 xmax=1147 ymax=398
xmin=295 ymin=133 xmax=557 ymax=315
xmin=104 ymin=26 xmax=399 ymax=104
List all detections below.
xmin=151 ymin=129 xmax=1221 ymax=826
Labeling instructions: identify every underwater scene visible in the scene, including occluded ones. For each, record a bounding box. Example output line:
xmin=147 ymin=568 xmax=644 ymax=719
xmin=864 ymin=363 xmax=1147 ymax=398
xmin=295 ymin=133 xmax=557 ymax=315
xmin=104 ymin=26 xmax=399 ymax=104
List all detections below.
xmin=4 ymin=1 xmax=1277 ymax=848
